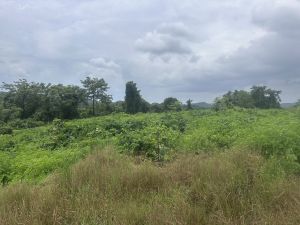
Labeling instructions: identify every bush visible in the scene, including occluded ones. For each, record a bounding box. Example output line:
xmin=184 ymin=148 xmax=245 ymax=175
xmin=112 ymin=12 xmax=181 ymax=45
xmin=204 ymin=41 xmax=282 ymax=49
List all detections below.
xmin=118 ymin=123 xmax=179 ymax=160
xmin=0 ymin=135 xmax=15 ymax=152
xmin=42 ymin=119 xmax=71 ymax=150
xmin=0 ymin=127 xmax=13 ymax=135
xmin=8 ymin=118 xmax=44 ymax=129
xmin=160 ymin=113 xmax=186 ymax=132
xmin=0 ymin=152 xmax=11 ymax=185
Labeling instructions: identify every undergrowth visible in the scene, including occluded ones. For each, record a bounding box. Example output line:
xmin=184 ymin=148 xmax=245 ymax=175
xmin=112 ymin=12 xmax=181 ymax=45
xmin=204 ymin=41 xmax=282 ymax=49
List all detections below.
xmin=0 ymin=148 xmax=299 ymax=225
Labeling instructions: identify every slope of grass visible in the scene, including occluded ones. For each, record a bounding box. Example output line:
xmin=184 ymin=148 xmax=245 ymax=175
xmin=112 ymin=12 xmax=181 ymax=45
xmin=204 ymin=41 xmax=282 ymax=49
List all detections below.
xmin=0 ymin=148 xmax=299 ymax=225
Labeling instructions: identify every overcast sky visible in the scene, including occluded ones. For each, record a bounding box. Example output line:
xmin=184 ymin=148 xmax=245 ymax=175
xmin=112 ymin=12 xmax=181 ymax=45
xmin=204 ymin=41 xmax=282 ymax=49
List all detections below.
xmin=0 ymin=0 xmax=300 ymax=103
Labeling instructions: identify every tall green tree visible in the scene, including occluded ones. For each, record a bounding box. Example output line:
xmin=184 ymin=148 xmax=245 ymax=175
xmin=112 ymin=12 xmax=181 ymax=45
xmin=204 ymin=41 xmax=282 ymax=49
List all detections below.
xmin=81 ymin=76 xmax=112 ymax=116
xmin=163 ymin=97 xmax=182 ymax=111
xmin=250 ymin=86 xmax=281 ymax=109
xmin=125 ymin=81 xmax=142 ymax=114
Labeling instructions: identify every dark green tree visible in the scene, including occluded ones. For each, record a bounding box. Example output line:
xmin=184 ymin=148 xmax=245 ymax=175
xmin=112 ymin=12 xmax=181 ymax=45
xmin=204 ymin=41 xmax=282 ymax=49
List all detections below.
xmin=163 ymin=97 xmax=182 ymax=111
xmin=81 ymin=76 xmax=112 ymax=116
xmin=124 ymin=81 xmax=142 ymax=114
xmin=1 ymin=79 xmax=46 ymax=119
xmin=111 ymin=101 xmax=125 ymax=113
xmin=186 ymin=99 xmax=193 ymax=110
xmin=250 ymin=86 xmax=281 ymax=109
xmin=150 ymin=103 xmax=163 ymax=113
xmin=139 ymin=98 xmax=150 ymax=113
xmin=220 ymin=90 xmax=254 ymax=108
xmin=40 ymin=84 xmax=86 ymax=120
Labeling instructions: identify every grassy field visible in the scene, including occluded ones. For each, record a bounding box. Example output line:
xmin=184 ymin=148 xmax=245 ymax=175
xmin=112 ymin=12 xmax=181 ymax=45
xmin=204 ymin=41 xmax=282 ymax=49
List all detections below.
xmin=0 ymin=149 xmax=299 ymax=225
xmin=1 ymin=108 xmax=300 ymax=224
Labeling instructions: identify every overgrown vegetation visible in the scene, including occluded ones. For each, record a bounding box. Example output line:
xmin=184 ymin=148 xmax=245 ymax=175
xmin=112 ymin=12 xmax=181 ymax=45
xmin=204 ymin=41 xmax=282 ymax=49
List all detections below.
xmin=0 ymin=79 xmax=299 ymax=224
xmin=0 ymin=149 xmax=299 ymax=225
xmin=1 ymin=108 xmax=300 ymax=184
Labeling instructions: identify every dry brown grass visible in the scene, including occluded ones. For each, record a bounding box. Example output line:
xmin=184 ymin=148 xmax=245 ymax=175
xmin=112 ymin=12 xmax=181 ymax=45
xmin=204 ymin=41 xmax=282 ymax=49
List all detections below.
xmin=0 ymin=148 xmax=299 ymax=225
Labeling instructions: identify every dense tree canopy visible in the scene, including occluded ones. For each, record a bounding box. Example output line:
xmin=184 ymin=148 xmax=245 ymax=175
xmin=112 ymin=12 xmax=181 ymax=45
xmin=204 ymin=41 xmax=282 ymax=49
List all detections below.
xmin=0 ymin=78 xmax=290 ymax=127
xmin=0 ymin=79 xmax=109 ymax=123
xmin=163 ymin=97 xmax=182 ymax=111
xmin=250 ymin=86 xmax=281 ymax=109
xmin=214 ymin=86 xmax=282 ymax=110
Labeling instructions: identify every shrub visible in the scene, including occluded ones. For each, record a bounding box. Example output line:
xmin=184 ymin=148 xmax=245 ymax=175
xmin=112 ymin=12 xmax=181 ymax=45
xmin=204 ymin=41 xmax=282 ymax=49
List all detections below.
xmin=42 ymin=119 xmax=71 ymax=150
xmin=0 ymin=127 xmax=13 ymax=135
xmin=0 ymin=135 xmax=15 ymax=152
xmin=160 ymin=113 xmax=186 ymax=132
xmin=118 ymin=123 xmax=179 ymax=160
xmin=8 ymin=118 xmax=44 ymax=129
xmin=0 ymin=152 xmax=11 ymax=185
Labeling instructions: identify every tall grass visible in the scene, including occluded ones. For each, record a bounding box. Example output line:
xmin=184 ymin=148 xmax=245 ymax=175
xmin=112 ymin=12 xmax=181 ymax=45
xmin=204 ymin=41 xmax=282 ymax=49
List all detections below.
xmin=1 ymin=147 xmax=299 ymax=225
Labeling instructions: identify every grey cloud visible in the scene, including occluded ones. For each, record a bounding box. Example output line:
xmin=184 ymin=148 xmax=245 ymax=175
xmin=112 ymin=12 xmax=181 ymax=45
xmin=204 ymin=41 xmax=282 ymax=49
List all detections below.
xmin=252 ymin=1 xmax=300 ymax=37
xmin=89 ymin=57 xmax=120 ymax=70
xmin=0 ymin=0 xmax=299 ymax=102
xmin=157 ymin=22 xmax=192 ymax=39
xmin=135 ymin=22 xmax=193 ymax=56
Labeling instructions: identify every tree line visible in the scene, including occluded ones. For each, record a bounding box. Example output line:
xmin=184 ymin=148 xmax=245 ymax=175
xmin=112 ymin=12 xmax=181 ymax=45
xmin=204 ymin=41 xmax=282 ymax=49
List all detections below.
xmin=0 ymin=76 xmax=288 ymax=125
xmin=0 ymin=77 xmax=185 ymax=124
xmin=213 ymin=86 xmax=283 ymax=111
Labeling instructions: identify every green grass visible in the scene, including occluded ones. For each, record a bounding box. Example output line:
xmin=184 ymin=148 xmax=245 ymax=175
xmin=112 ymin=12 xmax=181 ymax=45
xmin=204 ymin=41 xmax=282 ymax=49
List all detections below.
xmin=1 ymin=108 xmax=300 ymax=224
xmin=1 ymin=108 xmax=300 ymax=183
xmin=0 ymin=148 xmax=299 ymax=225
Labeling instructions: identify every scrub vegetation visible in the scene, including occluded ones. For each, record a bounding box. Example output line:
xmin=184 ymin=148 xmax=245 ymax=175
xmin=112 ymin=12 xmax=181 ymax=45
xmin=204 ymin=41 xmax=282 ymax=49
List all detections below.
xmin=0 ymin=79 xmax=300 ymax=224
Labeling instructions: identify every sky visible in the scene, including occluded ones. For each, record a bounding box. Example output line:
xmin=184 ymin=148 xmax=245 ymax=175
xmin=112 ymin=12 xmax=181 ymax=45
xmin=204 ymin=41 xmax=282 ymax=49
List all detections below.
xmin=0 ymin=0 xmax=300 ymax=103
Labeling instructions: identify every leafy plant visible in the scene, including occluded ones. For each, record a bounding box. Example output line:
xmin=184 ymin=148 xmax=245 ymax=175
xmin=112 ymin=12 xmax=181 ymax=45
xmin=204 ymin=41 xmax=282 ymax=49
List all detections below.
xmin=118 ymin=123 xmax=179 ymax=160
xmin=0 ymin=126 xmax=13 ymax=135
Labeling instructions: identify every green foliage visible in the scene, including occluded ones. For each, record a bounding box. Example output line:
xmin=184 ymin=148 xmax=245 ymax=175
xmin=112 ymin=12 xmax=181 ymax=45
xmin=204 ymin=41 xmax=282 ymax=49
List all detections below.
xmin=160 ymin=113 xmax=186 ymax=132
xmin=0 ymin=126 xmax=13 ymax=135
xmin=0 ymin=135 xmax=15 ymax=152
xmin=186 ymin=99 xmax=193 ymax=110
xmin=0 ymin=107 xmax=22 ymax=122
xmin=42 ymin=119 xmax=72 ymax=150
xmin=7 ymin=118 xmax=44 ymax=129
xmin=214 ymin=86 xmax=281 ymax=110
xmin=125 ymin=81 xmax=142 ymax=114
xmin=150 ymin=103 xmax=163 ymax=113
xmin=0 ymin=152 xmax=11 ymax=185
xmin=251 ymin=86 xmax=281 ymax=109
xmin=1 ymin=108 xmax=300 ymax=183
xmin=1 ymin=79 xmax=87 ymax=122
xmin=118 ymin=123 xmax=179 ymax=160
xmin=81 ymin=76 xmax=112 ymax=116
xmin=163 ymin=97 xmax=182 ymax=111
